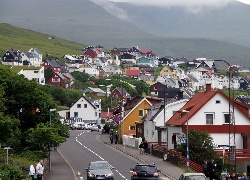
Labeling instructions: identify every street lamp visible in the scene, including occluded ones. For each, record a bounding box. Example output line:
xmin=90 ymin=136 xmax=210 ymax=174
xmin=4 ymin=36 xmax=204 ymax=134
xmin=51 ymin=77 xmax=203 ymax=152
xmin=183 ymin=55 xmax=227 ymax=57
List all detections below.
xmin=49 ymin=108 xmax=56 ymax=171
xmin=182 ymin=110 xmax=189 ymax=170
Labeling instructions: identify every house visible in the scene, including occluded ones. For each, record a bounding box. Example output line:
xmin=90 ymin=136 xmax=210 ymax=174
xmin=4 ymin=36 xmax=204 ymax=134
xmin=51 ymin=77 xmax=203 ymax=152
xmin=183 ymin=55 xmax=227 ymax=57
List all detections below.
xmin=46 ymin=72 xmax=73 ymax=88
xmin=84 ymin=87 xmax=106 ymax=97
xmin=28 ymin=48 xmax=43 ymax=64
xmin=120 ymin=53 xmax=136 ymax=64
xmin=119 ymin=97 xmax=153 ymax=138
xmin=76 ymin=62 xmax=99 ymax=77
xmin=13 ymin=66 xmax=45 ymax=85
xmin=143 ymin=94 xmax=189 ymax=148
xmin=160 ymin=66 xmax=178 ymax=79
xmin=43 ymin=60 xmax=67 ymax=73
xmin=111 ymin=47 xmax=129 ymax=55
xmin=136 ymin=57 xmax=154 ymax=67
xmin=110 ymin=87 xmax=131 ymax=104
xmin=64 ymin=54 xmax=83 ymax=69
xmin=239 ymin=77 xmax=250 ymax=90
xmin=186 ymin=68 xmax=203 ymax=80
xmin=83 ymin=47 xmax=105 ymax=59
xmin=158 ymin=56 xmax=178 ymax=66
xmin=102 ymin=65 xmax=123 ymax=75
xmin=237 ymin=66 xmax=250 ymax=73
xmin=186 ymin=74 xmax=201 ymax=91
xmin=125 ymin=69 xmax=141 ymax=79
xmin=21 ymin=50 xmax=42 ymax=66
xmin=69 ymin=94 xmax=102 ymax=123
xmin=166 ymin=84 xmax=250 ymax=151
xmin=235 ymin=95 xmax=250 ymax=106
xmin=2 ymin=49 xmax=22 ymax=66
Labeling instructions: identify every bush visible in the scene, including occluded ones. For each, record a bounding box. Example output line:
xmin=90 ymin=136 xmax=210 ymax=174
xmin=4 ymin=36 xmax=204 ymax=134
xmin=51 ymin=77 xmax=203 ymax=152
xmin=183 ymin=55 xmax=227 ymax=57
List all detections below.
xmin=0 ymin=163 xmax=26 ymax=180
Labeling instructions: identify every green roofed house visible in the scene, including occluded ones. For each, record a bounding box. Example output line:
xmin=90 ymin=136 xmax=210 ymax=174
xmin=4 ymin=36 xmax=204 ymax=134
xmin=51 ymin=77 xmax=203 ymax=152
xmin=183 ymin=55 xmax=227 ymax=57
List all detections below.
xmin=11 ymin=65 xmax=45 ymax=85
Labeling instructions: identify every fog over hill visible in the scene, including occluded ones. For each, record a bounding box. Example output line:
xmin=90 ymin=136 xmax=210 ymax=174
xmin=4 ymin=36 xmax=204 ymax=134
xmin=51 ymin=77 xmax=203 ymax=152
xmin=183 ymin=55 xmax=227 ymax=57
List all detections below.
xmin=1 ymin=0 xmax=250 ymax=66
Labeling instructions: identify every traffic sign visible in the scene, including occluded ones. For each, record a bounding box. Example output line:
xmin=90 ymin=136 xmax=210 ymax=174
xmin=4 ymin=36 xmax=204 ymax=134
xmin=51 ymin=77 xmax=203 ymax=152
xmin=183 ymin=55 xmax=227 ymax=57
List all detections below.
xmin=180 ymin=138 xmax=187 ymax=144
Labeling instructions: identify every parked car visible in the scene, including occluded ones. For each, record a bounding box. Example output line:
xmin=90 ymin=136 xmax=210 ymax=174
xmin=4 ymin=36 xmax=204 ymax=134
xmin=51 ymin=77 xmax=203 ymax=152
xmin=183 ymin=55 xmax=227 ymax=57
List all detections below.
xmin=90 ymin=124 xmax=102 ymax=132
xmin=86 ymin=123 xmax=97 ymax=130
xmin=76 ymin=123 xmax=86 ymax=130
xmin=85 ymin=160 xmax=114 ymax=180
xmin=130 ymin=163 xmax=160 ymax=180
xmin=179 ymin=173 xmax=207 ymax=180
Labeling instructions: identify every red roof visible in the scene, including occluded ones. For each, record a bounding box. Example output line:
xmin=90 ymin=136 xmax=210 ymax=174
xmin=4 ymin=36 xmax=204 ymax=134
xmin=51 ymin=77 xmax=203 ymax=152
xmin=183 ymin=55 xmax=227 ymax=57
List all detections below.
xmin=126 ymin=69 xmax=141 ymax=76
xmin=100 ymin=111 xmax=113 ymax=119
xmin=166 ymin=89 xmax=250 ymax=126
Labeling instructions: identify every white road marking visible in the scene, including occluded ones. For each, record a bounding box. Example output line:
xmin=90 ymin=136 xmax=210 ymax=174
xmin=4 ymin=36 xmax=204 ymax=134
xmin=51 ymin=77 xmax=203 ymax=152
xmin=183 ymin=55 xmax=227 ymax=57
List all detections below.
xmin=76 ymin=131 xmax=127 ymax=179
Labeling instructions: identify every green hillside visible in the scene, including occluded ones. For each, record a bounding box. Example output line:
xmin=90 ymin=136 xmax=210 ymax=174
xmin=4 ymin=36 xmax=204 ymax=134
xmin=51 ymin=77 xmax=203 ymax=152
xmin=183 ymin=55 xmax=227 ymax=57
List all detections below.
xmin=0 ymin=23 xmax=85 ymax=60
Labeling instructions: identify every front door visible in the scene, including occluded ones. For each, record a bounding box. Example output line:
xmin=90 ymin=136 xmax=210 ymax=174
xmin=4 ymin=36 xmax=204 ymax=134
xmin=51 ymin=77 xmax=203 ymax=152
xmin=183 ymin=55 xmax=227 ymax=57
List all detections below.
xmin=158 ymin=130 xmax=162 ymax=142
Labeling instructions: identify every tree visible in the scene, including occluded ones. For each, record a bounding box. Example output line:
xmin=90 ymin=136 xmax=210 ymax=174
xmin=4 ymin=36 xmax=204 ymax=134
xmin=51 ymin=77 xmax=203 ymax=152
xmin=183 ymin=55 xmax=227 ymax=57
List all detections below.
xmin=71 ymin=71 xmax=90 ymax=83
xmin=26 ymin=123 xmax=66 ymax=156
xmin=44 ymin=68 xmax=54 ymax=82
xmin=0 ymin=113 xmax=21 ymax=147
xmin=175 ymin=129 xmax=220 ymax=166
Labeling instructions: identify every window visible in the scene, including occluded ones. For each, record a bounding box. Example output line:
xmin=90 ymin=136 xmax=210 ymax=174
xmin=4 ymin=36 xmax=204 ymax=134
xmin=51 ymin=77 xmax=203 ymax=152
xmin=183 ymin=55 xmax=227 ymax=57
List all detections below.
xmin=206 ymin=114 xmax=214 ymax=124
xmin=95 ymin=112 xmax=97 ymax=117
xmin=129 ymin=126 xmax=135 ymax=130
xmin=74 ymin=112 xmax=78 ymax=117
xmin=84 ymin=104 xmax=87 ymax=108
xmin=34 ymin=71 xmax=39 ymax=73
xmin=139 ymin=110 xmax=144 ymax=116
xmin=216 ymin=100 xmax=221 ymax=104
xmin=146 ymin=129 xmax=148 ymax=136
xmin=224 ymin=114 xmax=230 ymax=123
xmin=77 ymin=104 xmax=81 ymax=108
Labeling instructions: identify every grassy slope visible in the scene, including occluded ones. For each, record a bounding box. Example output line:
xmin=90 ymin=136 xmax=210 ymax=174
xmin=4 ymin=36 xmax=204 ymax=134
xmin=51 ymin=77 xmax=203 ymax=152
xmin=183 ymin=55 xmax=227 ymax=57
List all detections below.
xmin=0 ymin=23 xmax=85 ymax=60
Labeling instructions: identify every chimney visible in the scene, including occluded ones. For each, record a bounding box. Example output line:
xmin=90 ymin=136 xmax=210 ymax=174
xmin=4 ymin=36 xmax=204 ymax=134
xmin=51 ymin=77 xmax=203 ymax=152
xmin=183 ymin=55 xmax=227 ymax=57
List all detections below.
xmin=177 ymin=91 xmax=183 ymax=99
xmin=206 ymin=83 xmax=212 ymax=91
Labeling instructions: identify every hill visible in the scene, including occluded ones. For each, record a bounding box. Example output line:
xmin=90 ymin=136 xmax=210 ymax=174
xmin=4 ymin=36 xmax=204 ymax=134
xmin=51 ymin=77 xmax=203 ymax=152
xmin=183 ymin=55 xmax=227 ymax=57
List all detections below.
xmin=0 ymin=23 xmax=84 ymax=59
xmin=0 ymin=0 xmax=250 ymax=66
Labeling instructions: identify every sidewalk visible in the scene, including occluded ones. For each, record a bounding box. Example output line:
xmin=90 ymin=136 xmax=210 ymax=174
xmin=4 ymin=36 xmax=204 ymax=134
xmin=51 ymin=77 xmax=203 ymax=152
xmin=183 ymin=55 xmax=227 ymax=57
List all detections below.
xmin=99 ymin=134 xmax=185 ymax=180
xmin=46 ymin=149 xmax=77 ymax=180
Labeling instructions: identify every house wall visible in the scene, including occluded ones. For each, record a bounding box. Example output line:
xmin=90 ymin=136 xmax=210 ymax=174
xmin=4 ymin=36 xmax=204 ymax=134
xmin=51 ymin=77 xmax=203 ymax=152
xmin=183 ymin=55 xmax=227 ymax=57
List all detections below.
xmin=70 ymin=97 xmax=99 ymax=122
xmin=210 ymin=133 xmax=243 ymax=148
xmin=122 ymin=100 xmax=151 ymax=136
xmin=21 ymin=67 xmax=45 ymax=85
xmin=188 ymin=93 xmax=250 ymax=147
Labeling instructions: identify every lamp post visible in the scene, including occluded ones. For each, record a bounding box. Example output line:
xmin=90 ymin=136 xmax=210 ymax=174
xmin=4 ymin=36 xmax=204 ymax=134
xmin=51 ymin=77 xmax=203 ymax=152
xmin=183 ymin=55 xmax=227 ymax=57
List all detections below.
xmin=182 ymin=110 xmax=189 ymax=170
xmin=208 ymin=59 xmax=235 ymax=171
xmin=49 ymin=108 xmax=56 ymax=171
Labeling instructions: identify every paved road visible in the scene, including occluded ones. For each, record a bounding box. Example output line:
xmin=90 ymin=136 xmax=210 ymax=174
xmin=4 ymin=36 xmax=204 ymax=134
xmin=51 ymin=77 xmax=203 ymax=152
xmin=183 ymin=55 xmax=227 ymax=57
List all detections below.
xmin=47 ymin=130 xmax=185 ymax=180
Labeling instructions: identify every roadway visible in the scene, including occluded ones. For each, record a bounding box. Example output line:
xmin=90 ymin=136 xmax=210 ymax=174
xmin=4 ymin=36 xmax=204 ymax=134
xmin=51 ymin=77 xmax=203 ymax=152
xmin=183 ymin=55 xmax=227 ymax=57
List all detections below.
xmin=58 ymin=130 xmax=169 ymax=180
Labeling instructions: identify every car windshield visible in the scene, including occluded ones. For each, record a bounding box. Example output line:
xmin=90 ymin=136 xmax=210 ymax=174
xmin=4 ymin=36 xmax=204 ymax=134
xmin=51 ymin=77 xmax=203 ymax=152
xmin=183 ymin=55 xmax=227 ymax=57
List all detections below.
xmin=134 ymin=165 xmax=157 ymax=173
xmin=184 ymin=175 xmax=206 ymax=180
xmin=89 ymin=163 xmax=110 ymax=170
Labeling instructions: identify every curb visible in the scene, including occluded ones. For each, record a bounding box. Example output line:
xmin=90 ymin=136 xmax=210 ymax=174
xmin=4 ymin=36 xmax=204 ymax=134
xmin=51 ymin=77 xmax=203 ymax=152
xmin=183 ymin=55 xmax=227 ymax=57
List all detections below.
xmin=98 ymin=134 xmax=176 ymax=180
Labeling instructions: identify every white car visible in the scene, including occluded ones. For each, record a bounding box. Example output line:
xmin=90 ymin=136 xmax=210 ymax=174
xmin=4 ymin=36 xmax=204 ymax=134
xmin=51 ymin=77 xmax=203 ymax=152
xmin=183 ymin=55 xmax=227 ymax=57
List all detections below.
xmin=90 ymin=124 xmax=102 ymax=132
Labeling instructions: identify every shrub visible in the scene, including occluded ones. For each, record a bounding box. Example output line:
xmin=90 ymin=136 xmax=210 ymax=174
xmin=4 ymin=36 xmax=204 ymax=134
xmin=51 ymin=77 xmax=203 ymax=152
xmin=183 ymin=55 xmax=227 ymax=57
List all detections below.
xmin=0 ymin=163 xmax=25 ymax=180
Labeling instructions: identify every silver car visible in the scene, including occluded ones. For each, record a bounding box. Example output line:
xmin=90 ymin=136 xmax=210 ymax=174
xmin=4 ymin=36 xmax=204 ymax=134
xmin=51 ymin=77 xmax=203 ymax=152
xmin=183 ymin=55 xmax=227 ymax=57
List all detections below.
xmin=85 ymin=161 xmax=114 ymax=180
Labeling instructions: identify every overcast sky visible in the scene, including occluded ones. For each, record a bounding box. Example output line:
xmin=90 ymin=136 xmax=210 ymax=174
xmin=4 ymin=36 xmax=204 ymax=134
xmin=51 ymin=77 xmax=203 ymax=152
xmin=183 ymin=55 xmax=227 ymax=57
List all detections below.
xmin=108 ymin=0 xmax=250 ymax=7
xmin=90 ymin=0 xmax=250 ymax=21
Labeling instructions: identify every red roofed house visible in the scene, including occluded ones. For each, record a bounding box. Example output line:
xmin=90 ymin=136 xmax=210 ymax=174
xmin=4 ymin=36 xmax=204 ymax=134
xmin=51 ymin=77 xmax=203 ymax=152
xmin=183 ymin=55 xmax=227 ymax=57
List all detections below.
xmin=166 ymin=84 xmax=250 ymax=156
xmin=126 ymin=69 xmax=141 ymax=79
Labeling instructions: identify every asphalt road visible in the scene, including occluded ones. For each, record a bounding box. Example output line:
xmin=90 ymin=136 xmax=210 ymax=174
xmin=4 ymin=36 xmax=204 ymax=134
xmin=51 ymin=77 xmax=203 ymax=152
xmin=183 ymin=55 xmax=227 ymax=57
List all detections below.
xmin=59 ymin=130 xmax=168 ymax=180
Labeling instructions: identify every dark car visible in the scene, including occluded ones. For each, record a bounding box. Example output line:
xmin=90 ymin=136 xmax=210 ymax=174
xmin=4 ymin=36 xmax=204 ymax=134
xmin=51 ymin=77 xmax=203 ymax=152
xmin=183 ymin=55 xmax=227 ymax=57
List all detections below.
xmin=85 ymin=161 xmax=114 ymax=180
xmin=130 ymin=163 xmax=160 ymax=180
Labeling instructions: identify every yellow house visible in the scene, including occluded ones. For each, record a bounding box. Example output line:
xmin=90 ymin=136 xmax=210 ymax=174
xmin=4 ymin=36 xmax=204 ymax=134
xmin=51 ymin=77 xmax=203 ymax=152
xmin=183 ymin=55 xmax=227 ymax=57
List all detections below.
xmin=119 ymin=98 xmax=152 ymax=139
xmin=160 ymin=66 xmax=178 ymax=79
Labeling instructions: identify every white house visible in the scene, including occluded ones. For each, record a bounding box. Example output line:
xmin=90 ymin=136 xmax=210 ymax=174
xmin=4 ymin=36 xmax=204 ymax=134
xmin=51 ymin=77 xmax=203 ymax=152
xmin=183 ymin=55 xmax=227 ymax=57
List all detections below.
xmin=70 ymin=94 xmax=102 ymax=123
xmin=16 ymin=66 xmax=45 ymax=85
xmin=166 ymin=84 xmax=250 ymax=150
xmin=144 ymin=96 xmax=189 ymax=149
xmin=28 ymin=48 xmax=43 ymax=66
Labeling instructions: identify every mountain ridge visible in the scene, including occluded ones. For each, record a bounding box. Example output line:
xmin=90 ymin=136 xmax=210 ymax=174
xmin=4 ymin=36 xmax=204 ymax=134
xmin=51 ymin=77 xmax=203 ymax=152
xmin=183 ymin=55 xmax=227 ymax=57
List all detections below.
xmin=0 ymin=0 xmax=250 ymax=66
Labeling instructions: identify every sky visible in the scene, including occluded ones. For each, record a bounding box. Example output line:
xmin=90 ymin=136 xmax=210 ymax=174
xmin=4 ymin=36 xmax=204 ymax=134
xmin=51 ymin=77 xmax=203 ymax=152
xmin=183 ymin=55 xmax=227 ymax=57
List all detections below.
xmin=108 ymin=0 xmax=250 ymax=7
xmin=90 ymin=0 xmax=250 ymax=21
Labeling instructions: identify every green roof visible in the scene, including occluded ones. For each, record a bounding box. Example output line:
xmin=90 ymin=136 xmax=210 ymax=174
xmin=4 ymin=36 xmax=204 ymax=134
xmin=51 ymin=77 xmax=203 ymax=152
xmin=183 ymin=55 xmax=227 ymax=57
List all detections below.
xmin=10 ymin=65 xmax=42 ymax=73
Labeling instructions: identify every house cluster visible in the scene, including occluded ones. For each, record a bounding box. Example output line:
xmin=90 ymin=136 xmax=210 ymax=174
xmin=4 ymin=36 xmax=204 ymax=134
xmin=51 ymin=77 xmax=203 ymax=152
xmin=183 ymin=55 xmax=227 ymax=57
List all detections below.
xmin=1 ymin=46 xmax=250 ymax=91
